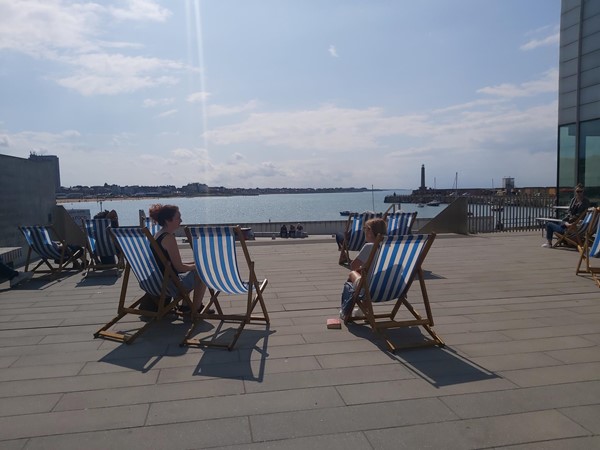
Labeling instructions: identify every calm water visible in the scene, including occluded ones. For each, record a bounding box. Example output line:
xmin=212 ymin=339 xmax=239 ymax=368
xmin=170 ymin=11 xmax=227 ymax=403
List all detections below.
xmin=59 ymin=189 xmax=449 ymax=226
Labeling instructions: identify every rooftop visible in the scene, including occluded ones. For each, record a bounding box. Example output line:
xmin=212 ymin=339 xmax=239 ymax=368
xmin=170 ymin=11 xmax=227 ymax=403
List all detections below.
xmin=0 ymin=232 xmax=599 ymax=449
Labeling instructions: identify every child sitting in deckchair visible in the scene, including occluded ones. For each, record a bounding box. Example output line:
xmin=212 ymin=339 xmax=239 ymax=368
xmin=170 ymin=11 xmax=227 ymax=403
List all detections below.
xmin=339 ymin=218 xmax=387 ymax=322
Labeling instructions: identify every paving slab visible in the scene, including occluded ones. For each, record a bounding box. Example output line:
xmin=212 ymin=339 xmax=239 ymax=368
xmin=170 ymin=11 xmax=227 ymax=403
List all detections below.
xmin=0 ymin=231 xmax=598 ymax=448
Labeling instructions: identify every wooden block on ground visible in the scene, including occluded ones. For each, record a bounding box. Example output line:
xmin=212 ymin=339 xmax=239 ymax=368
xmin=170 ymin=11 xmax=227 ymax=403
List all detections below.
xmin=327 ymin=318 xmax=342 ymax=329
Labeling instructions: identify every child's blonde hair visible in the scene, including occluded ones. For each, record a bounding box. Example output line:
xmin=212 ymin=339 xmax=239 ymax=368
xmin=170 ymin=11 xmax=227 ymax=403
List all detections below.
xmin=365 ymin=218 xmax=387 ymax=236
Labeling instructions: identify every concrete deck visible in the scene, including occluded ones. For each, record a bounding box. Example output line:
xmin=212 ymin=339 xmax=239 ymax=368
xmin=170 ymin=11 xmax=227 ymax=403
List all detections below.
xmin=0 ymin=232 xmax=599 ymax=449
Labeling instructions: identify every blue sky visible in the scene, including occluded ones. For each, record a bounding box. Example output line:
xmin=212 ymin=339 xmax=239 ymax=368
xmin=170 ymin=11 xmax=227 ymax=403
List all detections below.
xmin=0 ymin=0 xmax=561 ymax=190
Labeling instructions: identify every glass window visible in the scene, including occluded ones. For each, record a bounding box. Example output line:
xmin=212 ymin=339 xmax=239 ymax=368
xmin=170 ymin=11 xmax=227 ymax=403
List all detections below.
xmin=558 ymin=124 xmax=577 ymax=204
xmin=579 ymin=118 xmax=600 ymax=205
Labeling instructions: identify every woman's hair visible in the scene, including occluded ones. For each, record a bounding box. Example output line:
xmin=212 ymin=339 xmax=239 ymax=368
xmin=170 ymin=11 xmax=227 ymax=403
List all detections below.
xmin=365 ymin=218 xmax=387 ymax=236
xmin=575 ymin=183 xmax=584 ymax=191
xmin=148 ymin=204 xmax=179 ymax=226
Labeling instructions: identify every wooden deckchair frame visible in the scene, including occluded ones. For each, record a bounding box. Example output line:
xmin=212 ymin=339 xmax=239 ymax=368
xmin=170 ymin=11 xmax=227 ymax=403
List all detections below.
xmin=346 ymin=233 xmax=444 ymax=352
xmin=94 ymin=227 xmax=194 ymax=344
xmin=553 ymin=208 xmax=596 ymax=248
xmin=182 ymin=226 xmax=269 ymax=350
xmin=576 ymin=207 xmax=600 ymax=288
xmin=19 ymin=225 xmax=84 ymax=275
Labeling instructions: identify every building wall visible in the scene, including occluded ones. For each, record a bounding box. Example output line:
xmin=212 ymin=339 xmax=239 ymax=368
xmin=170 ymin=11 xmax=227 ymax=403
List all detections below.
xmin=0 ymin=154 xmax=58 ymax=262
xmin=558 ymin=0 xmax=600 ymax=204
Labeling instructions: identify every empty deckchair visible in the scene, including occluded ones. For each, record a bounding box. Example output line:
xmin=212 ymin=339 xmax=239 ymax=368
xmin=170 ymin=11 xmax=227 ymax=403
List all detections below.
xmin=553 ymin=208 xmax=597 ymax=248
xmin=339 ymin=212 xmax=380 ymax=266
xmin=346 ymin=233 xmax=444 ymax=352
xmin=576 ymin=207 xmax=600 ymax=287
xmin=182 ymin=226 xmax=269 ymax=350
xmin=385 ymin=211 xmax=417 ymax=235
xmin=82 ymin=219 xmax=123 ymax=276
xmin=19 ymin=225 xmax=84 ymax=275
xmin=94 ymin=227 xmax=194 ymax=344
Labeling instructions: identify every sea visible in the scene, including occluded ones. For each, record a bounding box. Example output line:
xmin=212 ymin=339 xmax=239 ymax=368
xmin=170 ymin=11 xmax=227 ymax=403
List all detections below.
xmin=59 ymin=189 xmax=448 ymax=226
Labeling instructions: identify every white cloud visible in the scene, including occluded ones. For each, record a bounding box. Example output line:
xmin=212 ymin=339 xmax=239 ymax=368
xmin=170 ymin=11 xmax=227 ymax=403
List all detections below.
xmin=207 ymin=100 xmax=258 ymax=117
xmin=56 ymin=53 xmax=184 ymax=95
xmin=476 ymin=69 xmax=558 ymax=98
xmin=521 ymin=31 xmax=559 ymax=51
xmin=328 ymin=44 xmax=339 ymax=58
xmin=108 ymin=0 xmax=171 ymax=22
xmin=187 ymin=91 xmax=211 ymax=103
xmin=143 ymin=97 xmax=175 ymax=107
xmin=0 ymin=1 xmax=186 ymax=96
xmin=157 ymin=109 xmax=178 ymax=118
xmin=206 ymin=105 xmax=431 ymax=151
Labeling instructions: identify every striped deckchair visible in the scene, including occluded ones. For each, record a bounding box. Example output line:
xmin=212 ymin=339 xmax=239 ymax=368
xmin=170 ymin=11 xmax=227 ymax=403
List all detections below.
xmin=82 ymin=219 xmax=122 ymax=276
xmin=339 ymin=212 xmax=381 ymax=266
xmin=19 ymin=225 xmax=84 ymax=275
xmin=385 ymin=211 xmax=417 ymax=235
xmin=346 ymin=233 xmax=444 ymax=351
xmin=183 ymin=226 xmax=269 ymax=350
xmin=142 ymin=217 xmax=161 ymax=237
xmin=576 ymin=207 xmax=600 ymax=287
xmin=553 ymin=208 xmax=597 ymax=248
xmin=94 ymin=227 xmax=193 ymax=344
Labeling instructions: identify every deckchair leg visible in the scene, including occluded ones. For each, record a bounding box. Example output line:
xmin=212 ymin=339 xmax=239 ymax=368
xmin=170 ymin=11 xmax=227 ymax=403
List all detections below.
xmin=182 ymin=279 xmax=269 ymax=350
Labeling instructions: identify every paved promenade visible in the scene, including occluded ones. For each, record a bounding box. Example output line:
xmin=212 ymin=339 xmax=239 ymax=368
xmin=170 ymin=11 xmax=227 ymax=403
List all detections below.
xmin=0 ymin=232 xmax=599 ymax=449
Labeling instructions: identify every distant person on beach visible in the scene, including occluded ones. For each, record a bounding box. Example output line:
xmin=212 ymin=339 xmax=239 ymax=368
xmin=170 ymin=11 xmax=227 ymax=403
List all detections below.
xmin=339 ymin=218 xmax=387 ymax=322
xmin=280 ymin=224 xmax=288 ymax=238
xmin=289 ymin=223 xmax=296 ymax=238
xmin=0 ymin=262 xmax=33 ymax=288
xmin=542 ymin=184 xmax=590 ymax=248
xmin=148 ymin=204 xmax=212 ymax=314
xmin=93 ymin=210 xmax=120 ymax=264
xmin=296 ymin=223 xmax=304 ymax=238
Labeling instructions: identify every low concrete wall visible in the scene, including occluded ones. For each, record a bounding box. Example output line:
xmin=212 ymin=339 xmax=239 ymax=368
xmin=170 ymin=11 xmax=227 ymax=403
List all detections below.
xmin=173 ymin=220 xmax=349 ymax=238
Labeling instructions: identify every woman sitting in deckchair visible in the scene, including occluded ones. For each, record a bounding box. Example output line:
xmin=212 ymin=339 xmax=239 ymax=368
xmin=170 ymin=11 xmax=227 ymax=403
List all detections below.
xmin=149 ymin=204 xmax=212 ymax=314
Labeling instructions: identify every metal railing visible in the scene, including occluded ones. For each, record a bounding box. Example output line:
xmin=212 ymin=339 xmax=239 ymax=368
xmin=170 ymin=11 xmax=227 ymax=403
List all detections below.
xmin=466 ymin=195 xmax=556 ymax=233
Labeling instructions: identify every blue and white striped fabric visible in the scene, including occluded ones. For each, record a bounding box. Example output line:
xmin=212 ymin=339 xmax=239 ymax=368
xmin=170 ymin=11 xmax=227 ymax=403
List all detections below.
xmin=579 ymin=209 xmax=595 ymax=235
xmin=386 ymin=212 xmax=416 ymax=236
xmin=187 ymin=226 xmax=248 ymax=295
xmin=144 ymin=217 xmax=161 ymax=237
xmin=347 ymin=213 xmax=378 ymax=251
xmin=20 ymin=226 xmax=63 ymax=260
xmin=84 ymin=219 xmax=118 ymax=259
xmin=590 ymin=214 xmax=600 ymax=259
xmin=366 ymin=234 xmax=430 ymax=303
xmin=111 ymin=227 xmax=176 ymax=297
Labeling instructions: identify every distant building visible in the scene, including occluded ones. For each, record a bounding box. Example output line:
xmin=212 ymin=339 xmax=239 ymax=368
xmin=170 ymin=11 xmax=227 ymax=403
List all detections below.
xmin=503 ymin=177 xmax=515 ymax=193
xmin=557 ymin=0 xmax=600 ymax=205
xmin=29 ymin=152 xmax=60 ymax=191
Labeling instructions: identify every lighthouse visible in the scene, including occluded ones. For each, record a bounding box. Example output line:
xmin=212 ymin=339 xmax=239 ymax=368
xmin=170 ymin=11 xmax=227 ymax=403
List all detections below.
xmin=420 ymin=164 xmax=426 ymax=191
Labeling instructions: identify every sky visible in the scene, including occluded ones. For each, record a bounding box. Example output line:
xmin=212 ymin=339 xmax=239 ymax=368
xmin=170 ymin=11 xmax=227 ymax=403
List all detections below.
xmin=0 ymin=0 xmax=562 ymax=190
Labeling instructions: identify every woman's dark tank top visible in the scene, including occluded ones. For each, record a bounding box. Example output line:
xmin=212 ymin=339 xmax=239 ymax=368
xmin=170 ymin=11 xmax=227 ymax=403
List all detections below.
xmin=153 ymin=232 xmax=177 ymax=274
